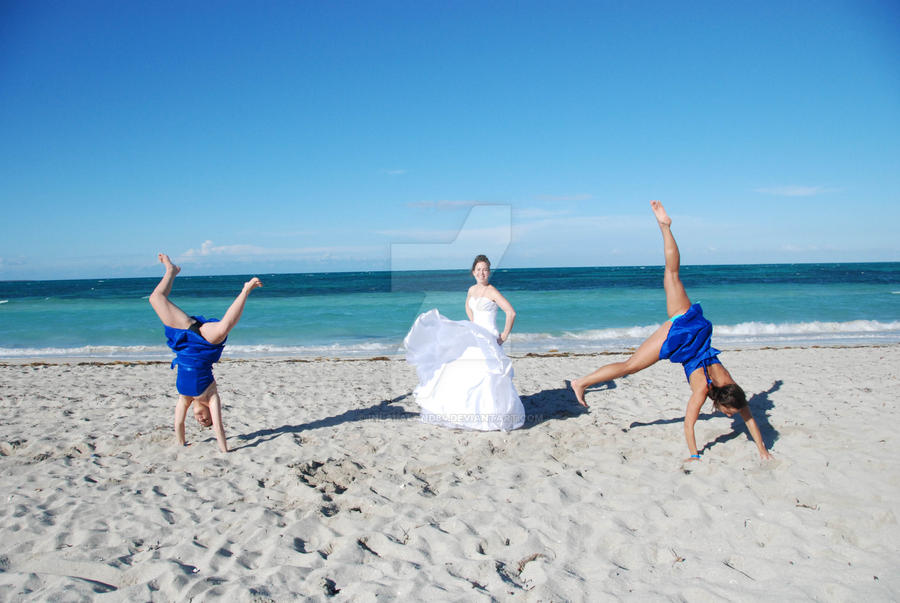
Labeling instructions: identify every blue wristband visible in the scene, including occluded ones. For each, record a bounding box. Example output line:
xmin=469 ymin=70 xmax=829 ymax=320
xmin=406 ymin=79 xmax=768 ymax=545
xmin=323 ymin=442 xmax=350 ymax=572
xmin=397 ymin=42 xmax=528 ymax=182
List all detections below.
xmin=690 ymin=454 xmax=701 ymax=459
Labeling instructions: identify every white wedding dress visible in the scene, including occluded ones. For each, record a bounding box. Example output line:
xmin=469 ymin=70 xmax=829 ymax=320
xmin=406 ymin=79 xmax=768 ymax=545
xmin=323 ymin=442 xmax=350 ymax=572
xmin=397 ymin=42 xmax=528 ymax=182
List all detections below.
xmin=404 ymin=297 xmax=525 ymax=431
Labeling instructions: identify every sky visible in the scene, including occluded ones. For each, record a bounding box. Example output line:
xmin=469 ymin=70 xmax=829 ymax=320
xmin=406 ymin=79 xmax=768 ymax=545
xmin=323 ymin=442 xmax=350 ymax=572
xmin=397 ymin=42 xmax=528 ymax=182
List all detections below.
xmin=1 ymin=0 xmax=898 ymax=280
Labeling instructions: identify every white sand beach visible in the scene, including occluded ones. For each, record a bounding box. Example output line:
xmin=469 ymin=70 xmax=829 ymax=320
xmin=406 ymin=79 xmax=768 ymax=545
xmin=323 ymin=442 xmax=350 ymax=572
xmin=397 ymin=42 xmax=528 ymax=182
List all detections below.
xmin=1 ymin=345 xmax=898 ymax=600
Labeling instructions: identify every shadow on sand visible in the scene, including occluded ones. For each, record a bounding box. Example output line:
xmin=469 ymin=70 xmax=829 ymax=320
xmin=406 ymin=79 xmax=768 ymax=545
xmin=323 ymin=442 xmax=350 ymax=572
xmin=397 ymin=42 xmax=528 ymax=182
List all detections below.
xmin=517 ymin=380 xmax=605 ymax=428
xmin=230 ymin=393 xmax=417 ymax=450
xmin=627 ymin=380 xmax=782 ymax=453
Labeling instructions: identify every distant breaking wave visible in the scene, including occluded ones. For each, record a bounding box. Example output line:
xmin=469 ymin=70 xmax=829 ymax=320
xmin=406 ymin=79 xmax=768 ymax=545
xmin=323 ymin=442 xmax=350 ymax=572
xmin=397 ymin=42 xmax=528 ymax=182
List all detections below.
xmin=503 ymin=319 xmax=900 ymax=353
xmin=715 ymin=319 xmax=900 ymax=336
xmin=0 ymin=342 xmax=403 ymax=360
xmin=1 ymin=319 xmax=899 ymax=359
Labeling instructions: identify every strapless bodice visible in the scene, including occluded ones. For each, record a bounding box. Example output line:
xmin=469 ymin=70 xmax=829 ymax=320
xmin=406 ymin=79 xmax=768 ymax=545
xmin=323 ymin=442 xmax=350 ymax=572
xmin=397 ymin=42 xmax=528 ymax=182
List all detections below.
xmin=468 ymin=296 xmax=498 ymax=336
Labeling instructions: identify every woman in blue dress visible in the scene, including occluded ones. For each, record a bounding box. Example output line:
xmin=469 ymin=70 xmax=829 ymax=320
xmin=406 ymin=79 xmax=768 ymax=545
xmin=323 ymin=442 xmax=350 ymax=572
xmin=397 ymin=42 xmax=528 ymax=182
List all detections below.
xmin=149 ymin=254 xmax=262 ymax=452
xmin=570 ymin=201 xmax=773 ymax=462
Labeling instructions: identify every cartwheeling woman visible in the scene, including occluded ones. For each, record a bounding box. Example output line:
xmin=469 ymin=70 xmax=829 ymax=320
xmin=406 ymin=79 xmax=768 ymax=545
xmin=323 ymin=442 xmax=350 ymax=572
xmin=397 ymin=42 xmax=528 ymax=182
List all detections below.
xmin=149 ymin=254 xmax=262 ymax=452
xmin=404 ymin=254 xmax=526 ymax=431
xmin=570 ymin=201 xmax=773 ymax=462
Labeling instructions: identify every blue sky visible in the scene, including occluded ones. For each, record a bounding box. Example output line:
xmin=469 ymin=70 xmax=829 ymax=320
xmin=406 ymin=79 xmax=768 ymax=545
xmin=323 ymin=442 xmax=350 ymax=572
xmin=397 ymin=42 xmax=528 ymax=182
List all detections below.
xmin=1 ymin=1 xmax=898 ymax=280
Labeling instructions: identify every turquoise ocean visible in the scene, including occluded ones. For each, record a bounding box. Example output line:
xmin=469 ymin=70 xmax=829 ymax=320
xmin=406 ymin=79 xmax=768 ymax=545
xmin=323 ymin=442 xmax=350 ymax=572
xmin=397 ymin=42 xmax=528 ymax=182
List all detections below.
xmin=1 ymin=263 xmax=899 ymax=359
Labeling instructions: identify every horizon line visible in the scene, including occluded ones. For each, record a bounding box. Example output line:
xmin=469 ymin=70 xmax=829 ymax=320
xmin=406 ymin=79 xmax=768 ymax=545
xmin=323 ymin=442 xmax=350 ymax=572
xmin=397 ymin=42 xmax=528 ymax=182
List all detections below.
xmin=2 ymin=259 xmax=899 ymax=284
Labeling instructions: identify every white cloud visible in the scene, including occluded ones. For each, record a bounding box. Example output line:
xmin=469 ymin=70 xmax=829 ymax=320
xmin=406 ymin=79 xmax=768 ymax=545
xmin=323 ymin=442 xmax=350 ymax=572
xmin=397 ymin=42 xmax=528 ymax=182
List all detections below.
xmin=182 ymin=240 xmax=269 ymax=257
xmin=534 ymin=193 xmax=593 ymax=202
xmin=781 ymin=243 xmax=827 ymax=252
xmin=755 ymin=185 xmax=834 ymax=197
xmin=406 ymin=200 xmax=480 ymax=210
xmin=378 ymin=227 xmax=466 ymax=240
xmin=512 ymin=213 xmax=647 ymax=237
xmin=514 ymin=207 xmax=572 ymax=220
xmin=390 ymin=205 xmax=512 ymax=270
xmin=179 ymin=240 xmax=381 ymax=262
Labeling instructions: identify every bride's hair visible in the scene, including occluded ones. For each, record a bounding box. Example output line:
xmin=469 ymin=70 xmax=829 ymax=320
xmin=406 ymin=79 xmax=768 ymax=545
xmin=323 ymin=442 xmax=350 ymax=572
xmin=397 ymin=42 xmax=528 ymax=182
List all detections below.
xmin=471 ymin=255 xmax=491 ymax=272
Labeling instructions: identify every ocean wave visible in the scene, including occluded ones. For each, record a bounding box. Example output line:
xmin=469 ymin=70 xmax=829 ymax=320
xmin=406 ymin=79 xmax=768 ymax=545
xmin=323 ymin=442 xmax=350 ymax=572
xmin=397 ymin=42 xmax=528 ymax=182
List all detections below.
xmin=0 ymin=345 xmax=172 ymax=359
xmin=508 ymin=319 xmax=900 ymax=342
xmin=1 ymin=319 xmax=899 ymax=359
xmin=0 ymin=342 xmax=404 ymax=360
xmin=715 ymin=319 xmax=900 ymax=336
xmin=502 ymin=319 xmax=900 ymax=352
xmin=225 ymin=342 xmax=401 ymax=357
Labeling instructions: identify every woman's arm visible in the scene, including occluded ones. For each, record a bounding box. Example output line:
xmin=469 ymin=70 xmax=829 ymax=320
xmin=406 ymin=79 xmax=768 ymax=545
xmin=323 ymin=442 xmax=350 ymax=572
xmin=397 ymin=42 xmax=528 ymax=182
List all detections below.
xmin=683 ymin=386 xmax=707 ymax=461
xmin=174 ymin=396 xmax=192 ymax=447
xmin=740 ymin=407 xmax=774 ymax=460
xmin=490 ymin=286 xmax=516 ymax=344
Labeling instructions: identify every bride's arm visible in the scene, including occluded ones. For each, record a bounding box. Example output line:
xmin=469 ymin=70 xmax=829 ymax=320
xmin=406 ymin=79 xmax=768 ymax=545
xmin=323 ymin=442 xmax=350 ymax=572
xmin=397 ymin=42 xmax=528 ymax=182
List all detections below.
xmin=491 ymin=287 xmax=516 ymax=344
xmin=465 ymin=289 xmax=474 ymax=321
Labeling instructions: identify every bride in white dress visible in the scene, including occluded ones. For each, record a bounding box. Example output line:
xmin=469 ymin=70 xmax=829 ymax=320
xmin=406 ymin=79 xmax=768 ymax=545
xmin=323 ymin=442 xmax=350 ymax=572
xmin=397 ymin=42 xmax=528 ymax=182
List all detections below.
xmin=404 ymin=255 xmax=526 ymax=431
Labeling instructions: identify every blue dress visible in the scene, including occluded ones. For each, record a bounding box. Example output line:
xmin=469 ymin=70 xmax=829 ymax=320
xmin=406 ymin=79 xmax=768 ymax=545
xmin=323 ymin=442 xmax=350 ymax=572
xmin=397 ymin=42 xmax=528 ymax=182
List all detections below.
xmin=165 ymin=316 xmax=226 ymax=396
xmin=658 ymin=303 xmax=721 ymax=381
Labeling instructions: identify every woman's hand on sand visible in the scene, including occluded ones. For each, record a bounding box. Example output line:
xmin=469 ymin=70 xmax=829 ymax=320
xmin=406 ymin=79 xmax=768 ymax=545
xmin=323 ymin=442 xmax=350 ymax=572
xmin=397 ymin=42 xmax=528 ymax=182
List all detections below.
xmin=683 ymin=455 xmax=700 ymax=463
xmin=760 ymin=450 xmax=774 ymax=461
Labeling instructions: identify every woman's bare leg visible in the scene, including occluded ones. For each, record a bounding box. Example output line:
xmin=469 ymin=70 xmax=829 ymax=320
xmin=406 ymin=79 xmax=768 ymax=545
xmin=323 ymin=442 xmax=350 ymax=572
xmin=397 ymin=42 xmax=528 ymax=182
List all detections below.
xmin=570 ymin=201 xmax=692 ymax=407
xmin=149 ymin=254 xmax=193 ymax=329
xmin=650 ymin=201 xmax=692 ymax=318
xmin=199 ymin=278 xmax=263 ymax=345
xmin=570 ymin=320 xmax=672 ymax=406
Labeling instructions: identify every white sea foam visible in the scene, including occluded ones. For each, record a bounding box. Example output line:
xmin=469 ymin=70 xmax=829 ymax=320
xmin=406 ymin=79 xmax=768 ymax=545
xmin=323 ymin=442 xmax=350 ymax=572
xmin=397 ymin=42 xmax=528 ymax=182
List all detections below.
xmin=503 ymin=319 xmax=900 ymax=353
xmin=0 ymin=345 xmax=172 ymax=359
xmin=224 ymin=342 xmax=400 ymax=358
xmin=0 ymin=342 xmax=403 ymax=360
xmin=1 ymin=319 xmax=898 ymax=359
xmin=0 ymin=300 xmax=8 ymax=304
xmin=715 ymin=319 xmax=900 ymax=336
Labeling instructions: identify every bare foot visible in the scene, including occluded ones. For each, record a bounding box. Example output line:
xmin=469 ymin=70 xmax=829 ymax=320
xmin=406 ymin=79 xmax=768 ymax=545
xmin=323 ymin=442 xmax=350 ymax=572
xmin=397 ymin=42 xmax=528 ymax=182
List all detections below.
xmin=650 ymin=200 xmax=672 ymax=226
xmin=244 ymin=277 xmax=263 ymax=292
xmin=158 ymin=253 xmax=181 ymax=276
xmin=568 ymin=379 xmax=589 ymax=408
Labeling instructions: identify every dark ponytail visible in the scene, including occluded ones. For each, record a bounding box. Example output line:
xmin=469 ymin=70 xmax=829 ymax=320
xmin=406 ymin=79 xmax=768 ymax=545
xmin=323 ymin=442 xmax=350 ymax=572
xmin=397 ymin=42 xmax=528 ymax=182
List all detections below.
xmin=708 ymin=382 xmax=747 ymax=410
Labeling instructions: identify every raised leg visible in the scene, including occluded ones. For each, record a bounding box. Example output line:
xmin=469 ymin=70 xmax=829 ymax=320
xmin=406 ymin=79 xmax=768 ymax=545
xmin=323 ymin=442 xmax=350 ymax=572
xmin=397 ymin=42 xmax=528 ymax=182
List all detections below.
xmin=650 ymin=201 xmax=692 ymax=318
xmin=199 ymin=277 xmax=263 ymax=345
xmin=149 ymin=254 xmax=193 ymax=329
xmin=570 ymin=320 xmax=672 ymax=407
